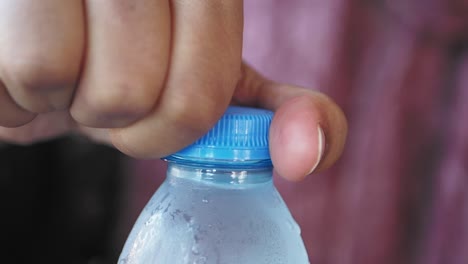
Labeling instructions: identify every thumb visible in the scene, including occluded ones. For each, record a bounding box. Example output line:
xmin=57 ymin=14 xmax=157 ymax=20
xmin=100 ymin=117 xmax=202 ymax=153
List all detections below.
xmin=233 ymin=62 xmax=348 ymax=181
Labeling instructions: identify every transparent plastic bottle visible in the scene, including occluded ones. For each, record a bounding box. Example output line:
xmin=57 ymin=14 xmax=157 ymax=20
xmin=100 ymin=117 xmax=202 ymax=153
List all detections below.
xmin=118 ymin=106 xmax=309 ymax=264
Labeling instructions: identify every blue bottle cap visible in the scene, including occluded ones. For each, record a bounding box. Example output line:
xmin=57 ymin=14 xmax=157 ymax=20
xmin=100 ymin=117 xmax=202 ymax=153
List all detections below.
xmin=167 ymin=106 xmax=273 ymax=163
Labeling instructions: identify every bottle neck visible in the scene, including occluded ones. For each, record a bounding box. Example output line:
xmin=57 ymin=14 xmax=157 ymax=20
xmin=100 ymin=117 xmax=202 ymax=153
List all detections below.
xmin=166 ymin=161 xmax=273 ymax=187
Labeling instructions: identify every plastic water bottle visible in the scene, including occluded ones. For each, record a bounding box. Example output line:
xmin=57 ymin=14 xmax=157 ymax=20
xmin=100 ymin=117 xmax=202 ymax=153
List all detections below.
xmin=118 ymin=106 xmax=309 ymax=264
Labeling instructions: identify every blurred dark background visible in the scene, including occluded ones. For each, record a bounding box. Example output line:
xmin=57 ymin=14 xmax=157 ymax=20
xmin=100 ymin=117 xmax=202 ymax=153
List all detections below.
xmin=0 ymin=137 xmax=127 ymax=263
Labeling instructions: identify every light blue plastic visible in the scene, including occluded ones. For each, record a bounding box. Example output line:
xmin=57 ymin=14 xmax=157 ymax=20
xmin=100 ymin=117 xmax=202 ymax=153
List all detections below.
xmin=118 ymin=106 xmax=310 ymax=264
xmin=169 ymin=106 xmax=273 ymax=162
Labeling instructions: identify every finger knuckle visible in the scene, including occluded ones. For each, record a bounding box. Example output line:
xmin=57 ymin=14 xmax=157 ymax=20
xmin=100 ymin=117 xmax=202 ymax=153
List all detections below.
xmin=165 ymin=91 xmax=224 ymax=135
xmin=2 ymin=55 xmax=77 ymax=94
xmin=84 ymin=81 xmax=155 ymax=121
xmin=0 ymin=114 xmax=36 ymax=128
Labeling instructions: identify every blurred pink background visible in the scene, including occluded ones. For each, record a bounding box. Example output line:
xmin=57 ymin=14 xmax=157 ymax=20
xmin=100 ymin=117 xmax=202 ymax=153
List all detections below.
xmin=121 ymin=1 xmax=468 ymax=263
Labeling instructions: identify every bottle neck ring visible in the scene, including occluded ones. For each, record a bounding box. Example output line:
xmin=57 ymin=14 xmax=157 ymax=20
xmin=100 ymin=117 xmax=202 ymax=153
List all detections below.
xmin=166 ymin=161 xmax=273 ymax=187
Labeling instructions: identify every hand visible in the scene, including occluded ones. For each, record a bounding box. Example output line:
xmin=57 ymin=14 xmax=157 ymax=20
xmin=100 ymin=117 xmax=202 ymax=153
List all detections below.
xmin=0 ymin=0 xmax=347 ymax=181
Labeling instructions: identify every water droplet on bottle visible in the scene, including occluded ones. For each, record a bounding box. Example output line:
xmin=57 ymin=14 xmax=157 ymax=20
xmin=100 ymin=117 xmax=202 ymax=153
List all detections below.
xmin=160 ymin=192 xmax=170 ymax=203
xmin=183 ymin=213 xmax=192 ymax=223
xmin=144 ymin=217 xmax=153 ymax=226
xmin=191 ymin=245 xmax=200 ymax=255
xmin=286 ymin=219 xmax=300 ymax=234
xmin=194 ymin=256 xmax=207 ymax=264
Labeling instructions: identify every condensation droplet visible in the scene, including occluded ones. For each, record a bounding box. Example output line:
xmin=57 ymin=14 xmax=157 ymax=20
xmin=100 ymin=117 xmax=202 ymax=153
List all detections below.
xmin=144 ymin=217 xmax=153 ymax=226
xmin=194 ymin=256 xmax=207 ymax=264
xmin=191 ymin=245 xmax=200 ymax=255
xmin=183 ymin=213 xmax=192 ymax=223
xmin=286 ymin=219 xmax=301 ymax=234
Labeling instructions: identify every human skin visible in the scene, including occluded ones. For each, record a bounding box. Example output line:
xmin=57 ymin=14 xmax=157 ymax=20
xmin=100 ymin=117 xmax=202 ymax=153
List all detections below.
xmin=0 ymin=0 xmax=347 ymax=182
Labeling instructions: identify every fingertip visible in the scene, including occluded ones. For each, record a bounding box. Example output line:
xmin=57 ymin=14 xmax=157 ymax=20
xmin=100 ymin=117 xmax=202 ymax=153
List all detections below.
xmin=269 ymin=96 xmax=325 ymax=182
xmin=235 ymin=64 xmax=347 ymax=179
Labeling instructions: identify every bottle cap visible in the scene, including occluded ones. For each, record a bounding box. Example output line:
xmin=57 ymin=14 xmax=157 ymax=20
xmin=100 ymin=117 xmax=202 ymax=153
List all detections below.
xmin=167 ymin=106 xmax=273 ymax=163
